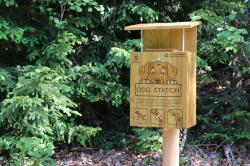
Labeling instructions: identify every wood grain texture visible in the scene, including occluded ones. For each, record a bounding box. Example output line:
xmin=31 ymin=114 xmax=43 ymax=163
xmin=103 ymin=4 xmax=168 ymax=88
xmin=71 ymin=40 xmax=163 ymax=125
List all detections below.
xmin=124 ymin=22 xmax=201 ymax=30
xmin=143 ymin=27 xmax=197 ymax=53
xmin=130 ymin=51 xmax=196 ymax=129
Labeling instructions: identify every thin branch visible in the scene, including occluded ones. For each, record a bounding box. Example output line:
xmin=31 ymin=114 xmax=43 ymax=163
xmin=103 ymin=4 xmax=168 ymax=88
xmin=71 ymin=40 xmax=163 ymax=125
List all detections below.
xmin=180 ymin=129 xmax=187 ymax=153
xmin=60 ymin=0 xmax=67 ymax=21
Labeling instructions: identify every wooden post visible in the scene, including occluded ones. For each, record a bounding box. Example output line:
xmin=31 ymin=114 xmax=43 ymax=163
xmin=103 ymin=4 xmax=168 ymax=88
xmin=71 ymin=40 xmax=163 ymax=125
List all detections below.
xmin=163 ymin=128 xmax=179 ymax=166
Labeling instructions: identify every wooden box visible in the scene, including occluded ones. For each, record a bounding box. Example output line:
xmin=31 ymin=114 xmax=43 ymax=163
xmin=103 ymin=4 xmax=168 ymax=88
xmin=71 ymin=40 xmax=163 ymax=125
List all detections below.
xmin=125 ymin=22 xmax=200 ymax=129
xmin=130 ymin=51 xmax=196 ymax=128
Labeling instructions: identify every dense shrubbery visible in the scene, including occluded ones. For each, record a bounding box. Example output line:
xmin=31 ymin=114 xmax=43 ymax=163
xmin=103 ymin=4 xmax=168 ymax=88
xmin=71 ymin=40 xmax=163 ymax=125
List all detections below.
xmin=190 ymin=0 xmax=250 ymax=145
xmin=0 ymin=0 xmax=249 ymax=164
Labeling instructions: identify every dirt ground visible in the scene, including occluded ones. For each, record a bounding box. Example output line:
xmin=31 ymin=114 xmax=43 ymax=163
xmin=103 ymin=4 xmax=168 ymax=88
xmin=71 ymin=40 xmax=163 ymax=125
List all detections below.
xmin=54 ymin=145 xmax=250 ymax=166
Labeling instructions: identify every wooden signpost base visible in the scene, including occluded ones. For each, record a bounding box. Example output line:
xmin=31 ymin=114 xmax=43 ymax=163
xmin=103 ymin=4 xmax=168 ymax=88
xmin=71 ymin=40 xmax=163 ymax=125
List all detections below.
xmin=162 ymin=128 xmax=179 ymax=166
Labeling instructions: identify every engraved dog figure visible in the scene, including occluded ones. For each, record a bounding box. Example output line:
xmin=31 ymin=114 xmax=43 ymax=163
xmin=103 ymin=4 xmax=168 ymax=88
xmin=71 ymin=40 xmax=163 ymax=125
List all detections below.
xmin=139 ymin=62 xmax=177 ymax=84
xmin=168 ymin=109 xmax=183 ymax=127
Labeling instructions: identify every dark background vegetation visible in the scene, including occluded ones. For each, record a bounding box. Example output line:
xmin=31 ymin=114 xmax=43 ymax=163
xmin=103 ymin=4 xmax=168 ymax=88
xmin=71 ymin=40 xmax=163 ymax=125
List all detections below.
xmin=0 ymin=0 xmax=249 ymax=165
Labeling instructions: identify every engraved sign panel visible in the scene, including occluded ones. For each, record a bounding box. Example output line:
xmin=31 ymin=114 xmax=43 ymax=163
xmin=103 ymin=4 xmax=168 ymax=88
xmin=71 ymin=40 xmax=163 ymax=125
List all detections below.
xmin=130 ymin=51 xmax=196 ymax=128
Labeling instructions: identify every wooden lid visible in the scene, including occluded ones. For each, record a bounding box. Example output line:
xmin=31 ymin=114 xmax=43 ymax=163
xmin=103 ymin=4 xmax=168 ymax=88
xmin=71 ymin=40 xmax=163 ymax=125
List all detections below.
xmin=124 ymin=21 xmax=201 ymax=30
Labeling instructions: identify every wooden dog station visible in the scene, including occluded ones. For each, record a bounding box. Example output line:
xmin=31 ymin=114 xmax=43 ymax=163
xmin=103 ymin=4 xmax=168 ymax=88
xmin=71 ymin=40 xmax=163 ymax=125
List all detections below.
xmin=125 ymin=22 xmax=201 ymax=166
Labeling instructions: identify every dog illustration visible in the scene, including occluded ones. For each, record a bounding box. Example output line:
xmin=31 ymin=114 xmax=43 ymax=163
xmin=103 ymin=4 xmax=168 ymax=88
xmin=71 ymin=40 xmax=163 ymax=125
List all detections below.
xmin=139 ymin=62 xmax=177 ymax=84
xmin=168 ymin=109 xmax=183 ymax=127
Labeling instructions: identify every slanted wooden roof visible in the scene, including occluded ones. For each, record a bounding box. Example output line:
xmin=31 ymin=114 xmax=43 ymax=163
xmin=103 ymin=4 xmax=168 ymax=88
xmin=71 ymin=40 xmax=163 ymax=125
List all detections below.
xmin=124 ymin=22 xmax=201 ymax=30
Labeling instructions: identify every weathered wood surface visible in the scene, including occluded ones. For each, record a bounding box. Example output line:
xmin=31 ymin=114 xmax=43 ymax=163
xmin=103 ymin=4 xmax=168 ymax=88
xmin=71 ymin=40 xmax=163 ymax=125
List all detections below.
xmin=130 ymin=51 xmax=196 ymax=128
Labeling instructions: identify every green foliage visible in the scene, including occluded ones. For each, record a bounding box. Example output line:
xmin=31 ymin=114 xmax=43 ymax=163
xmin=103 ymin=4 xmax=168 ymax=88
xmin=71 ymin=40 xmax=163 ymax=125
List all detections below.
xmin=197 ymin=93 xmax=250 ymax=143
xmin=0 ymin=136 xmax=55 ymax=165
xmin=106 ymin=47 xmax=130 ymax=68
xmin=216 ymin=26 xmax=248 ymax=53
xmin=130 ymin=128 xmax=162 ymax=152
xmin=190 ymin=0 xmax=250 ymax=145
xmin=0 ymin=67 xmax=100 ymax=163
xmin=0 ymin=68 xmax=16 ymax=93
xmin=122 ymin=39 xmax=141 ymax=52
xmin=37 ymin=31 xmax=88 ymax=65
xmin=0 ymin=1 xmax=184 ymax=164
xmin=1 ymin=0 xmax=16 ymax=7
xmin=64 ymin=62 xmax=129 ymax=107
xmin=0 ymin=17 xmax=24 ymax=43
xmin=0 ymin=0 xmax=249 ymax=164
xmin=243 ymin=67 xmax=250 ymax=74
xmin=103 ymin=0 xmax=158 ymax=33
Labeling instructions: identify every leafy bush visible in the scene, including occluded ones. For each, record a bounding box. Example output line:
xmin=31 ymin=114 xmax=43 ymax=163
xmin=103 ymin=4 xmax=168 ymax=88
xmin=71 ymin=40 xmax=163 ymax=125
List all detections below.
xmin=0 ymin=68 xmax=16 ymax=93
xmin=0 ymin=0 xmax=249 ymax=164
xmin=0 ymin=0 xmax=155 ymax=163
xmin=190 ymin=0 xmax=250 ymax=145
xmin=0 ymin=66 xmax=100 ymax=164
xmin=130 ymin=128 xmax=162 ymax=153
